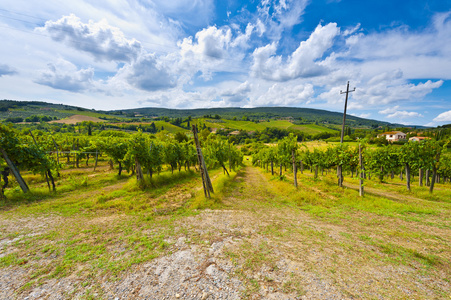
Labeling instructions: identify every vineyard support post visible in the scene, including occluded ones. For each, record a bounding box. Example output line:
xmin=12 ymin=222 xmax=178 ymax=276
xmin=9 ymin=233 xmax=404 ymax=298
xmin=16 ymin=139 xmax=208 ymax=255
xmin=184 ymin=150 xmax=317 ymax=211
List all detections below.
xmin=292 ymin=150 xmax=297 ymax=188
xmin=359 ymin=144 xmax=364 ymax=197
xmin=52 ymin=137 xmax=59 ymax=165
xmin=51 ymin=137 xmax=60 ymax=177
xmin=135 ymin=158 xmax=143 ymax=181
xmin=405 ymin=164 xmax=411 ymax=191
xmin=0 ymin=148 xmax=29 ymax=193
xmin=419 ymin=168 xmax=423 ymax=186
xmin=94 ymin=150 xmax=98 ymax=171
xmin=192 ymin=125 xmax=213 ymax=198
xmin=29 ymin=130 xmax=53 ymax=191
xmin=429 ymin=152 xmax=440 ymax=194
xmin=76 ymin=139 xmax=80 ymax=168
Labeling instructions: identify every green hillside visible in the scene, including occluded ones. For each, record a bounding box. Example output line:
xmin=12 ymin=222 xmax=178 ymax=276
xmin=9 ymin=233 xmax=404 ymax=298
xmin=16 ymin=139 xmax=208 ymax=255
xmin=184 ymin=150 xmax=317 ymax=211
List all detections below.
xmin=0 ymin=100 xmax=410 ymax=130
xmin=118 ymin=106 xmax=403 ymax=128
xmin=192 ymin=118 xmax=338 ymax=135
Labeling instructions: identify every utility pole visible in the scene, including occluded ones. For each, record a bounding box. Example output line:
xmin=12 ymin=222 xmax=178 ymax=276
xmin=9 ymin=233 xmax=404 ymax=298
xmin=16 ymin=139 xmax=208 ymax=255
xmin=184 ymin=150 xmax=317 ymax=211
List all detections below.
xmin=337 ymin=81 xmax=356 ymax=187
xmin=340 ymin=81 xmax=356 ymax=143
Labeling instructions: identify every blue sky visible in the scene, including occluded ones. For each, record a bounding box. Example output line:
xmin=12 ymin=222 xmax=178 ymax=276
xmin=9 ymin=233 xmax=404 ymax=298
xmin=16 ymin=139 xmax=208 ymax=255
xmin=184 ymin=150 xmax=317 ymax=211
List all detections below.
xmin=0 ymin=0 xmax=450 ymax=126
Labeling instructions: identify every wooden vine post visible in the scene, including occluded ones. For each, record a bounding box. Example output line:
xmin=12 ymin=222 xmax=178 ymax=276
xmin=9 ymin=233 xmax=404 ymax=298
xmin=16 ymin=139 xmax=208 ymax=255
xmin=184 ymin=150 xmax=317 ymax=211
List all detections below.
xmin=292 ymin=149 xmax=297 ymax=188
xmin=359 ymin=144 xmax=364 ymax=197
xmin=51 ymin=137 xmax=60 ymax=165
xmin=0 ymin=148 xmax=29 ymax=193
xmin=29 ymin=130 xmax=55 ymax=191
xmin=93 ymin=149 xmax=98 ymax=171
xmin=192 ymin=125 xmax=213 ymax=198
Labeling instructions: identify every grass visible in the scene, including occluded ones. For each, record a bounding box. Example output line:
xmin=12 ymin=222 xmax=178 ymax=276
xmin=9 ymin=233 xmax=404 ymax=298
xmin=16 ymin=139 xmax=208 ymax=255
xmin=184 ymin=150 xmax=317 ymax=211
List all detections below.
xmin=0 ymin=160 xmax=243 ymax=297
xmin=1 ymin=158 xmax=450 ymax=299
xmin=55 ymin=109 xmax=113 ymax=119
xmin=191 ymin=118 xmax=338 ymax=135
xmin=150 ymin=121 xmax=188 ymax=133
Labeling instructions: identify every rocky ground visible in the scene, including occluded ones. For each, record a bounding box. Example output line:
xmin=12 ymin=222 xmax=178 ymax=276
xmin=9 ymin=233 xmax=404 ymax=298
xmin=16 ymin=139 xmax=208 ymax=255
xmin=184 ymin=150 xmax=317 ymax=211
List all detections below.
xmin=1 ymin=166 xmax=450 ymax=299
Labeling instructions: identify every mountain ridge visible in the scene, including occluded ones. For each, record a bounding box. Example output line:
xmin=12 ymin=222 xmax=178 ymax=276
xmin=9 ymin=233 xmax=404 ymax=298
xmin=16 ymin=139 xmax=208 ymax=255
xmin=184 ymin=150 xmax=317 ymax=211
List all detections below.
xmin=0 ymin=99 xmax=421 ymax=128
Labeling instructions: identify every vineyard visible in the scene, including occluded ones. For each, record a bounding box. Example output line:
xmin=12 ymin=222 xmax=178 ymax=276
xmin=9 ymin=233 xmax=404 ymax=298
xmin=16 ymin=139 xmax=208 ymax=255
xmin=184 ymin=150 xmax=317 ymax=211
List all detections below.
xmin=0 ymin=124 xmax=450 ymax=299
xmin=252 ymin=133 xmax=451 ymax=194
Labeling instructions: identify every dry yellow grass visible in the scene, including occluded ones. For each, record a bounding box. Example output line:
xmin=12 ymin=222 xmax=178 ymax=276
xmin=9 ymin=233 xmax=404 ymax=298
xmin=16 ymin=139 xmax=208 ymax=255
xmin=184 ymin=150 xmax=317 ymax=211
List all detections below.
xmin=49 ymin=114 xmax=103 ymax=124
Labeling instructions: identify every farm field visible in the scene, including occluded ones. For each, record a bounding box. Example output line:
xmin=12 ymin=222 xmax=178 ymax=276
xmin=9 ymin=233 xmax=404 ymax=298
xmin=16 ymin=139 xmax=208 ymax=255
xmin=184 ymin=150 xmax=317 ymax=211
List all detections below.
xmin=0 ymin=158 xmax=449 ymax=299
xmin=192 ymin=118 xmax=338 ymax=135
xmin=49 ymin=115 xmax=103 ymax=125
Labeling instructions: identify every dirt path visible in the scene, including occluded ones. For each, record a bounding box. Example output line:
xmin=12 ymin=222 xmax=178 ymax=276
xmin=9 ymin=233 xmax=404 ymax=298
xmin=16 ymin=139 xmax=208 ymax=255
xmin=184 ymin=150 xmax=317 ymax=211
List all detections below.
xmin=1 ymin=165 xmax=449 ymax=299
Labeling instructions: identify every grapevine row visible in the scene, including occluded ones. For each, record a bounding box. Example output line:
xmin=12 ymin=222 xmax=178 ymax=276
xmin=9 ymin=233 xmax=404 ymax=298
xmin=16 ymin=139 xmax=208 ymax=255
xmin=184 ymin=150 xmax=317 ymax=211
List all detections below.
xmin=252 ymin=135 xmax=450 ymax=193
xmin=0 ymin=125 xmax=243 ymax=197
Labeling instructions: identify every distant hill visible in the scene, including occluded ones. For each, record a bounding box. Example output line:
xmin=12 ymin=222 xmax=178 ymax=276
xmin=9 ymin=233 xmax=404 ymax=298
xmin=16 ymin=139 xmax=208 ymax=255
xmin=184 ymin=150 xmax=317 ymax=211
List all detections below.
xmin=0 ymin=99 xmax=411 ymax=128
xmin=115 ymin=106 xmax=403 ymax=128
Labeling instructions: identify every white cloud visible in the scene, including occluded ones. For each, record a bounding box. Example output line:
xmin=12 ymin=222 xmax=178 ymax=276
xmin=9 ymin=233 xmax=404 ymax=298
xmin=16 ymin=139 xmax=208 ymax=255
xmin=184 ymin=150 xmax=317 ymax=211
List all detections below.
xmin=177 ymin=25 xmax=249 ymax=80
xmin=180 ymin=26 xmax=232 ymax=60
xmin=433 ymin=110 xmax=451 ymax=122
xmin=345 ymin=11 xmax=451 ymax=80
xmin=343 ymin=23 xmax=361 ymax=36
xmin=257 ymin=0 xmax=309 ymax=41
xmin=253 ymin=82 xmax=314 ymax=106
xmin=357 ymin=78 xmax=443 ymax=106
xmin=148 ymin=0 xmax=214 ymax=27
xmin=36 ymin=14 xmax=142 ymax=63
xmin=34 ymin=59 xmax=95 ymax=92
xmin=231 ymin=23 xmax=255 ymax=49
xmin=351 ymin=113 xmax=371 ymax=119
xmin=220 ymin=81 xmax=251 ymax=103
xmin=0 ymin=64 xmax=17 ymax=77
xmin=251 ymin=23 xmax=340 ymax=81
xmin=379 ymin=105 xmax=423 ymax=119
xmin=114 ymin=54 xmax=176 ymax=92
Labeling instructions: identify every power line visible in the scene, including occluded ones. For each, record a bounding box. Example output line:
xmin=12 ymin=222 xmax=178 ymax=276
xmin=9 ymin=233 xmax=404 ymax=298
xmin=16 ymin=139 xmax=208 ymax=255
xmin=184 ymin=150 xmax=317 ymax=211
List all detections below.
xmin=0 ymin=8 xmax=48 ymax=22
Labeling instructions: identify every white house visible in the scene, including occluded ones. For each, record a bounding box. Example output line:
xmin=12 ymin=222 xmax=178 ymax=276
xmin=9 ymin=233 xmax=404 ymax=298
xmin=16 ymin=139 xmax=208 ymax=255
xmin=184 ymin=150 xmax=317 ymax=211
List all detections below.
xmin=378 ymin=131 xmax=407 ymax=142
xmin=409 ymin=136 xmax=430 ymax=142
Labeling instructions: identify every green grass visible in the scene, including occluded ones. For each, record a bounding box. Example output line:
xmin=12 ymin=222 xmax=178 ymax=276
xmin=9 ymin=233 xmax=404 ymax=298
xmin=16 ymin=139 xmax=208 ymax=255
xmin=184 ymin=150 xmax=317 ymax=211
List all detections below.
xmin=1 ymin=157 xmax=450 ymax=299
xmin=191 ymin=118 xmax=338 ymax=134
xmin=55 ymin=109 xmax=113 ymax=119
xmin=288 ymin=123 xmax=338 ymax=134
xmin=151 ymin=120 xmax=188 ymax=133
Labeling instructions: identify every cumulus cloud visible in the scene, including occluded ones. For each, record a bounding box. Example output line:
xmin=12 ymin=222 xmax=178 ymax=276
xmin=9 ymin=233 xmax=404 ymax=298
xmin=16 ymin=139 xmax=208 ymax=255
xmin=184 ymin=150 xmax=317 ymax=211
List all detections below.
xmin=357 ymin=79 xmax=443 ymax=106
xmin=344 ymin=11 xmax=451 ymax=80
xmin=251 ymin=23 xmax=340 ymax=81
xmin=37 ymin=14 xmax=142 ymax=63
xmin=253 ymin=82 xmax=314 ymax=106
xmin=0 ymin=64 xmax=17 ymax=77
xmin=114 ymin=54 xmax=176 ymax=92
xmin=180 ymin=26 xmax=232 ymax=60
xmin=379 ymin=106 xmax=423 ymax=119
xmin=433 ymin=110 xmax=451 ymax=122
xmin=177 ymin=25 xmax=251 ymax=80
xmin=219 ymin=81 xmax=251 ymax=103
xmin=231 ymin=23 xmax=255 ymax=49
xmin=35 ymin=59 xmax=95 ymax=92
